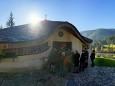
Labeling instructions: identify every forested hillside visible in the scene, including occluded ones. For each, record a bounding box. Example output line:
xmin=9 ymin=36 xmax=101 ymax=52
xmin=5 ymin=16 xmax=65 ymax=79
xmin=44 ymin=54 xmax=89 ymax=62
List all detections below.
xmin=91 ymin=35 xmax=115 ymax=51
xmin=81 ymin=29 xmax=115 ymax=52
xmin=81 ymin=29 xmax=115 ymax=40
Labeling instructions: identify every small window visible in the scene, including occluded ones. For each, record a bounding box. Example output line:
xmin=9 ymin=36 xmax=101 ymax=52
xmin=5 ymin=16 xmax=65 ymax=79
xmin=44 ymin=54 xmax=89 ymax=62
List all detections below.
xmin=58 ymin=31 xmax=64 ymax=37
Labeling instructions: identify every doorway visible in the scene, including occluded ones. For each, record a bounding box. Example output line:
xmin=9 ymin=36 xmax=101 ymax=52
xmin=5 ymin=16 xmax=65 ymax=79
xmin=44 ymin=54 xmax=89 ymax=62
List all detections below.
xmin=53 ymin=41 xmax=72 ymax=50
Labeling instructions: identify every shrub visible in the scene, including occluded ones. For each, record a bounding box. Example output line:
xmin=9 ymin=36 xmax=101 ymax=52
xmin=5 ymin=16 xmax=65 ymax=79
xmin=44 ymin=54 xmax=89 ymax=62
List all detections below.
xmin=0 ymin=52 xmax=17 ymax=62
xmin=0 ymin=54 xmax=5 ymax=62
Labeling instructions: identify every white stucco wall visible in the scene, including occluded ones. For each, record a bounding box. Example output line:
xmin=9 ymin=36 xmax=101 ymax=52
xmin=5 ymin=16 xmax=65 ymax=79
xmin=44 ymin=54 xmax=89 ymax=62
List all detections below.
xmin=48 ymin=28 xmax=83 ymax=53
xmin=0 ymin=47 xmax=52 ymax=72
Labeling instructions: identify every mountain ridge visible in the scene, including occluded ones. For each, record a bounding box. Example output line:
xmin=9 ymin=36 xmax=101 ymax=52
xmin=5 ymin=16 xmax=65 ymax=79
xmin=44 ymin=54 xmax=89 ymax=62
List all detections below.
xmin=81 ymin=29 xmax=115 ymax=40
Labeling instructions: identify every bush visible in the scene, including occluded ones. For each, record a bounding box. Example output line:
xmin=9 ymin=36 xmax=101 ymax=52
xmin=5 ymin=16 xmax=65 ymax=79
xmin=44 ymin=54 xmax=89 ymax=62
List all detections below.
xmin=0 ymin=54 xmax=5 ymax=62
xmin=4 ymin=52 xmax=17 ymax=58
xmin=0 ymin=53 xmax=17 ymax=62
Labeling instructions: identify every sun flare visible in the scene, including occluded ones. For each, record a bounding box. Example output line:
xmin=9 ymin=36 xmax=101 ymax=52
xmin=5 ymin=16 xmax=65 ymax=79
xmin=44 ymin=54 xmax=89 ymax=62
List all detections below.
xmin=28 ymin=14 xmax=41 ymax=25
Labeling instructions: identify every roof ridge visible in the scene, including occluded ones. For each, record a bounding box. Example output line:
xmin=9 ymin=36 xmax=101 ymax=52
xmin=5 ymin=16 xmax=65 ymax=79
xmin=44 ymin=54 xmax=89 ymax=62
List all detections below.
xmin=0 ymin=20 xmax=92 ymax=43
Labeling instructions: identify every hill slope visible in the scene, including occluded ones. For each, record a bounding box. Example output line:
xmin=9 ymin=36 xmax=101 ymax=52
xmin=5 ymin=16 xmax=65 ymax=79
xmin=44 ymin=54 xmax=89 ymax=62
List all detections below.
xmin=81 ymin=29 xmax=115 ymax=40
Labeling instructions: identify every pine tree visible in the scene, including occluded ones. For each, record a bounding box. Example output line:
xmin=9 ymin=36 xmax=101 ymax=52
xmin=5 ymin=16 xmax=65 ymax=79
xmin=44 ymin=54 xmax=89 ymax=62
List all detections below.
xmin=0 ymin=25 xmax=3 ymax=29
xmin=6 ymin=12 xmax=15 ymax=28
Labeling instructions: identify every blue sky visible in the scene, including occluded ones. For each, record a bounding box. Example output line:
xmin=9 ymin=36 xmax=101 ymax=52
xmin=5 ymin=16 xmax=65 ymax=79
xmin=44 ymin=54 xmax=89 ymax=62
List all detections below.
xmin=0 ymin=0 xmax=115 ymax=31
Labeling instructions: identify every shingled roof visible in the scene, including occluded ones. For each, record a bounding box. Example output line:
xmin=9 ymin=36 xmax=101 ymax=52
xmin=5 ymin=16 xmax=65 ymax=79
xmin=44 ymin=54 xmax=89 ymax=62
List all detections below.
xmin=0 ymin=20 xmax=92 ymax=43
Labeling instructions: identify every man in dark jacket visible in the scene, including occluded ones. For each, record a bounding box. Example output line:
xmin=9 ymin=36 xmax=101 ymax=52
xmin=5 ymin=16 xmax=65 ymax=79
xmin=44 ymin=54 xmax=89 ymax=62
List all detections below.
xmin=79 ymin=50 xmax=86 ymax=71
xmin=73 ymin=50 xmax=80 ymax=73
xmin=90 ymin=50 xmax=95 ymax=67
xmin=84 ymin=48 xmax=89 ymax=68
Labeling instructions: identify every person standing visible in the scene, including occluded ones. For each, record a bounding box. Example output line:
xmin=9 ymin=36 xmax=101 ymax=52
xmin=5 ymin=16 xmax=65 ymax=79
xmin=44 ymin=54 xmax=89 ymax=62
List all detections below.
xmin=73 ymin=50 xmax=80 ymax=73
xmin=90 ymin=50 xmax=95 ymax=67
xmin=84 ymin=48 xmax=89 ymax=68
xmin=79 ymin=50 xmax=85 ymax=71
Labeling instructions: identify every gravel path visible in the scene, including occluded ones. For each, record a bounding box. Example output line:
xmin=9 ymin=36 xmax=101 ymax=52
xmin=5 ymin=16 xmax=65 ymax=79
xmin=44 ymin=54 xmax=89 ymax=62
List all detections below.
xmin=0 ymin=66 xmax=114 ymax=86
xmin=66 ymin=58 xmax=115 ymax=86
xmin=66 ymin=66 xmax=115 ymax=86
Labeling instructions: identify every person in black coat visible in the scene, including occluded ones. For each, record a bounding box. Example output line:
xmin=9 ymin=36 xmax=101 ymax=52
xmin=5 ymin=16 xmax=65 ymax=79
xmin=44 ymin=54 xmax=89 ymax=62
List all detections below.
xmin=73 ymin=50 xmax=80 ymax=73
xmin=79 ymin=50 xmax=86 ymax=71
xmin=90 ymin=50 xmax=95 ymax=67
xmin=84 ymin=48 xmax=89 ymax=68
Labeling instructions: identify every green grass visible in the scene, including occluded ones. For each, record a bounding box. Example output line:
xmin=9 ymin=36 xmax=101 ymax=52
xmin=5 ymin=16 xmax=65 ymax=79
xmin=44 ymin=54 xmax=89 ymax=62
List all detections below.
xmin=94 ymin=58 xmax=115 ymax=67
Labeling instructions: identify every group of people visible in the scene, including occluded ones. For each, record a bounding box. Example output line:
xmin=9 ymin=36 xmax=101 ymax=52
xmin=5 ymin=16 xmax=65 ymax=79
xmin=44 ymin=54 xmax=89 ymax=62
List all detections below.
xmin=72 ymin=48 xmax=95 ymax=73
